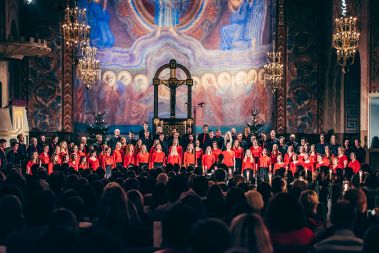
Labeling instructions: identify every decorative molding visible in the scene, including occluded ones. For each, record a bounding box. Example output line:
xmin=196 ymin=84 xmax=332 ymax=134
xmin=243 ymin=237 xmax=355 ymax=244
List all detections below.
xmin=62 ymin=44 xmax=73 ymax=132
xmin=276 ymin=0 xmax=286 ymax=134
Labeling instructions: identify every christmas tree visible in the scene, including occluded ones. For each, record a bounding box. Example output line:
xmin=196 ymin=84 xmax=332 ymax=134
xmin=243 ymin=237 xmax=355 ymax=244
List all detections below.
xmin=87 ymin=112 xmax=109 ymax=144
xmin=246 ymin=104 xmax=265 ymax=135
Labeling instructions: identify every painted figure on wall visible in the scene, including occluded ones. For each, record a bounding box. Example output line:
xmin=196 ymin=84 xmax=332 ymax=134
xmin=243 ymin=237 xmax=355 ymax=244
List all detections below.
xmin=71 ymin=0 xmax=274 ymax=132
xmin=221 ymin=0 xmax=266 ymax=50
xmin=81 ymin=0 xmax=115 ymax=49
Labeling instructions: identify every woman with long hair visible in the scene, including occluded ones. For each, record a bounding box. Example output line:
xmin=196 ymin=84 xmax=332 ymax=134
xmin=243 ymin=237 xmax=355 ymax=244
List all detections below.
xmin=59 ymin=141 xmax=68 ymax=158
xmin=347 ymin=152 xmax=361 ymax=173
xmin=135 ymin=139 xmax=143 ymax=154
xmin=195 ymin=139 xmax=203 ymax=167
xmin=270 ymin=144 xmax=281 ymax=165
xmin=39 ymin=145 xmax=50 ymax=169
xmin=224 ymin=131 xmax=233 ymax=150
xmin=136 ymin=144 xmax=149 ymax=169
xmin=298 ymin=146 xmax=306 ymax=162
xmin=309 ymin=144 xmax=317 ymax=165
xmin=88 ymin=150 xmax=100 ymax=171
xmin=337 ymin=146 xmax=348 ymax=169
xmin=273 ymin=154 xmax=286 ymax=172
xmin=52 ymin=145 xmax=62 ymax=165
xmin=78 ymin=143 xmax=86 ymax=158
xmin=289 ymin=153 xmax=300 ymax=174
xmin=232 ymin=139 xmax=243 ymax=174
xmin=48 ymin=153 xmax=60 ymax=175
xmin=183 ymin=144 xmax=195 ymax=168
xmin=69 ymin=153 xmax=79 ymax=171
xmin=167 ymin=146 xmax=181 ymax=166
xmin=26 ymin=151 xmax=39 ymax=175
xmin=113 ymin=142 xmax=124 ymax=167
xmin=323 ymin=146 xmax=333 ymax=166
xmin=284 ymin=145 xmax=294 ymax=164
xmin=169 ymin=139 xmax=183 ymax=158
xmin=150 ymin=144 xmax=165 ymax=169
xmin=230 ymin=213 xmax=273 ymax=253
xmin=123 ymin=144 xmax=136 ymax=168
xmin=242 ymin=149 xmax=255 ymax=174
xmin=102 ymin=147 xmax=115 ymax=178
xmin=211 ymin=141 xmax=222 ymax=162
xmin=250 ymin=139 xmax=262 ymax=164
xmin=97 ymin=182 xmax=141 ymax=243
xmin=120 ymin=136 xmax=128 ymax=153
xmin=202 ymin=146 xmax=215 ymax=172
xmin=78 ymin=155 xmax=87 ymax=170
xmin=222 ymin=142 xmax=235 ymax=170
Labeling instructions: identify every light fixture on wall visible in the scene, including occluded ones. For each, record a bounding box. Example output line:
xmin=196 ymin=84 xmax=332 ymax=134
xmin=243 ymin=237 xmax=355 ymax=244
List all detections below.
xmin=62 ymin=1 xmax=90 ymax=49
xmin=77 ymin=46 xmax=100 ymax=89
xmin=264 ymin=37 xmax=284 ymax=93
xmin=332 ymin=1 xmax=360 ymax=71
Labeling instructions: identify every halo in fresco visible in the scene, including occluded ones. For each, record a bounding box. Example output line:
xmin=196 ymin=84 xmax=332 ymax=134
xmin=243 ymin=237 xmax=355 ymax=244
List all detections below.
xmin=217 ymin=72 xmax=232 ymax=90
xmin=102 ymin=71 xmax=117 ymax=87
xmin=133 ymin=74 xmax=149 ymax=93
xmin=247 ymin=69 xmax=258 ymax=84
xmin=117 ymin=71 xmax=133 ymax=86
xmin=235 ymin=71 xmax=248 ymax=86
xmin=258 ymin=68 xmax=265 ymax=83
xmin=201 ymin=73 xmax=218 ymax=90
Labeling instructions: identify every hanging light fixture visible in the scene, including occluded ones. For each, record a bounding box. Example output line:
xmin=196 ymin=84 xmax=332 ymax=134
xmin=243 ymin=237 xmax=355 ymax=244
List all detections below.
xmin=332 ymin=0 xmax=360 ymax=71
xmin=332 ymin=16 xmax=360 ymax=70
xmin=264 ymin=39 xmax=284 ymax=93
xmin=62 ymin=1 xmax=90 ymax=49
xmin=77 ymin=46 xmax=100 ymax=89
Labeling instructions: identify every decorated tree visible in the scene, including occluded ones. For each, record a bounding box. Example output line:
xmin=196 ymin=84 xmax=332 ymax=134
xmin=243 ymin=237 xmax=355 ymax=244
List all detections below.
xmin=246 ymin=105 xmax=265 ymax=135
xmin=87 ymin=112 xmax=109 ymax=144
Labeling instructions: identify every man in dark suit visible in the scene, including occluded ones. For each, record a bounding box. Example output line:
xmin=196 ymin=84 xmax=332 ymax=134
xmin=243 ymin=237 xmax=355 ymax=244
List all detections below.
xmin=27 ymin=137 xmax=38 ymax=159
xmin=107 ymin=129 xmax=121 ymax=150
xmin=93 ymin=134 xmax=104 ymax=153
xmin=198 ymin=125 xmax=210 ymax=150
xmin=16 ymin=134 xmax=27 ymax=165
xmin=316 ymin=134 xmax=328 ymax=155
xmin=214 ymin=129 xmax=225 ymax=150
xmin=0 ymin=139 xmax=7 ymax=170
xmin=49 ymin=135 xmax=59 ymax=156
xmin=6 ymin=141 xmax=21 ymax=167
xmin=141 ymin=131 xmax=153 ymax=150
xmin=138 ymin=122 xmax=149 ymax=140
xmin=127 ymin=131 xmax=137 ymax=146
xmin=37 ymin=135 xmax=47 ymax=154
xmin=181 ymin=126 xmax=193 ymax=148
xmin=353 ymin=139 xmax=366 ymax=163
xmin=266 ymin=130 xmax=279 ymax=152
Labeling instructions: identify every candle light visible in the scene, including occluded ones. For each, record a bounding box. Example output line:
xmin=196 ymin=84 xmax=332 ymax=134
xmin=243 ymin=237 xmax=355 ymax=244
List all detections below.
xmin=343 ymin=180 xmax=349 ymax=193
xmin=268 ymin=172 xmax=272 ymax=186
xmin=305 ymin=167 xmax=308 ymax=178
xmin=359 ymin=171 xmax=363 ymax=184
xmin=329 ymin=169 xmax=332 ymax=181
xmin=246 ymin=170 xmax=250 ymax=182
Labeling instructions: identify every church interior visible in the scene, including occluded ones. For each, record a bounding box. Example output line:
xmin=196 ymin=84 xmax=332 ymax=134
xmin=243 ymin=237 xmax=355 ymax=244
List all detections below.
xmin=0 ymin=0 xmax=379 ymax=252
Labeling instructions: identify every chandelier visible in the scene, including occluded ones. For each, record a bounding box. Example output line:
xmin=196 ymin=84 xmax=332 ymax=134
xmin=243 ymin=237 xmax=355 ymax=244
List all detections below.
xmin=264 ymin=41 xmax=284 ymax=93
xmin=62 ymin=3 xmax=90 ymax=49
xmin=332 ymin=16 xmax=360 ymax=70
xmin=77 ymin=46 xmax=100 ymax=89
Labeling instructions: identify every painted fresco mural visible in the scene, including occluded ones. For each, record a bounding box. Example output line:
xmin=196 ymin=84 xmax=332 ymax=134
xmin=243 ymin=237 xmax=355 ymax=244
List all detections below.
xmin=28 ymin=25 xmax=62 ymax=132
xmin=74 ymin=0 xmax=273 ymax=132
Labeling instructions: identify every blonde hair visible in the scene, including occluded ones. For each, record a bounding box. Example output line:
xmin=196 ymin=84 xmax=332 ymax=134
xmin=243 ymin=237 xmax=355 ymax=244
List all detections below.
xmin=245 ymin=190 xmax=264 ymax=213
